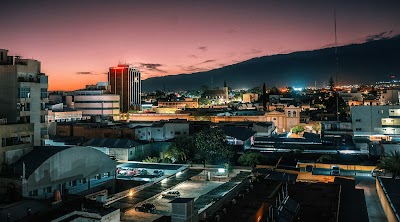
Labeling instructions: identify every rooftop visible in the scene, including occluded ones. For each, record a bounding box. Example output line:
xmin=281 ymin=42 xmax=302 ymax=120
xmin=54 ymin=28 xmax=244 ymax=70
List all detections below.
xmin=83 ymin=138 xmax=143 ymax=148
xmin=170 ymin=198 xmax=194 ymax=204
xmin=8 ymin=146 xmax=71 ymax=178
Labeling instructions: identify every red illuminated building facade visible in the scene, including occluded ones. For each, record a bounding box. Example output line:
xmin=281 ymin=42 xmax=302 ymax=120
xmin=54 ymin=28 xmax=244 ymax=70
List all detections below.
xmin=108 ymin=64 xmax=141 ymax=112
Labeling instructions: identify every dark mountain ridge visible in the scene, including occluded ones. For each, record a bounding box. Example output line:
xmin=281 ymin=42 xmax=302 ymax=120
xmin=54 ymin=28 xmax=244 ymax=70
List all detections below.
xmin=143 ymin=36 xmax=400 ymax=91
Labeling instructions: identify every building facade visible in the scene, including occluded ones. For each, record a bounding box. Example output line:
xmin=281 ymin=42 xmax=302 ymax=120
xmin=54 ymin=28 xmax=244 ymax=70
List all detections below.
xmin=0 ymin=123 xmax=34 ymax=171
xmin=108 ymin=64 xmax=141 ymax=112
xmin=158 ymin=98 xmax=199 ymax=109
xmin=134 ymin=120 xmax=190 ymax=141
xmin=73 ymin=90 xmax=120 ymax=120
xmin=0 ymin=49 xmax=49 ymax=146
xmin=351 ymin=105 xmax=400 ymax=139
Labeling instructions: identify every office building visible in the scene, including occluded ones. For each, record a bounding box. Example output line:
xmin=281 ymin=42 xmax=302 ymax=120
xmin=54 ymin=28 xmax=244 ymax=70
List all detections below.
xmin=108 ymin=64 xmax=141 ymax=112
xmin=0 ymin=49 xmax=49 ymax=146
xmin=74 ymin=89 xmax=120 ymax=121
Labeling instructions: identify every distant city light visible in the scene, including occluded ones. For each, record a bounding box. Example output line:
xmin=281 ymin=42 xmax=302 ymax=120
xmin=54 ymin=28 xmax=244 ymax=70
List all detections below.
xmin=293 ymin=87 xmax=303 ymax=91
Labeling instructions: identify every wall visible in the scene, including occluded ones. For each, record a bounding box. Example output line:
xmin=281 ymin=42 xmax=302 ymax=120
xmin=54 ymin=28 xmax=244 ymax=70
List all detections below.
xmin=376 ymin=178 xmax=399 ymax=222
xmin=296 ymin=162 xmax=376 ymax=171
xmin=0 ymin=123 xmax=34 ymax=167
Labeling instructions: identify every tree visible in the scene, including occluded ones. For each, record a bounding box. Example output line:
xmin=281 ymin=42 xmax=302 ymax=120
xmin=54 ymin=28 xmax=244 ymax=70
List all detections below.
xmin=164 ymin=136 xmax=195 ymax=163
xmin=378 ymin=151 xmax=400 ymax=179
xmin=142 ymin=156 xmax=161 ymax=163
xmin=194 ymin=128 xmax=234 ymax=166
xmin=262 ymin=83 xmax=267 ymax=111
xmin=328 ymin=76 xmax=335 ymax=91
xmin=238 ymin=152 xmax=264 ymax=168
xmin=312 ymin=122 xmax=321 ymax=134
xmin=317 ymin=155 xmax=334 ymax=163
xmin=199 ymin=98 xmax=211 ymax=106
xmin=291 ymin=125 xmax=305 ymax=134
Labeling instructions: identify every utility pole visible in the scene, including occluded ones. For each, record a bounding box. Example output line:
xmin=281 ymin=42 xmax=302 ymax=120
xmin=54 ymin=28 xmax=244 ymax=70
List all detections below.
xmin=334 ymin=9 xmax=339 ymax=122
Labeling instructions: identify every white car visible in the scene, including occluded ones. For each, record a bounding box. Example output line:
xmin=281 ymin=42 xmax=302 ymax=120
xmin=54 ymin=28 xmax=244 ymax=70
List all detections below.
xmin=162 ymin=190 xmax=180 ymax=198
xmin=119 ymin=167 xmax=133 ymax=175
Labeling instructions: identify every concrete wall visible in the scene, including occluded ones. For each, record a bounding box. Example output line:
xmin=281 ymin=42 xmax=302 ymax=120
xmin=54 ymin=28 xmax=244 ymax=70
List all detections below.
xmin=296 ymin=163 xmax=376 ymax=171
xmin=376 ymin=178 xmax=399 ymax=222
xmin=135 ymin=123 xmax=189 ymax=141
xmin=0 ymin=66 xmax=18 ymax=122
xmin=0 ymin=123 xmax=34 ymax=167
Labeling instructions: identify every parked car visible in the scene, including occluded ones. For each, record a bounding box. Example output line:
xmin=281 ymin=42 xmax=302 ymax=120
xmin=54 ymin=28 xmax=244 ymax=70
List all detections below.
xmin=134 ymin=169 xmax=147 ymax=176
xmin=135 ymin=203 xmax=156 ymax=213
xmin=330 ymin=166 xmax=340 ymax=176
xmin=162 ymin=190 xmax=180 ymax=198
xmin=126 ymin=169 xmax=138 ymax=176
xmin=153 ymin=170 xmax=164 ymax=177
xmin=116 ymin=167 xmax=122 ymax=174
xmin=119 ymin=167 xmax=134 ymax=175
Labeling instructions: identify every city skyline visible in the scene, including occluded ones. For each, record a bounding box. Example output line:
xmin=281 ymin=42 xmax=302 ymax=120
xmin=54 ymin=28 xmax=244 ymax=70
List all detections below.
xmin=1 ymin=0 xmax=399 ymax=91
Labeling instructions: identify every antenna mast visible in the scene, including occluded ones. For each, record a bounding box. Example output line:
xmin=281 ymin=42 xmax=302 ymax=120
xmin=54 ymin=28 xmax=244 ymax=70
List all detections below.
xmin=334 ymin=9 xmax=339 ymax=122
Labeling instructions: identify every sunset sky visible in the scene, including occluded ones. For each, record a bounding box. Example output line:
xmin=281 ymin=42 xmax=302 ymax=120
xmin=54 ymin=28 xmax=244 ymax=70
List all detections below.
xmin=1 ymin=0 xmax=399 ymax=91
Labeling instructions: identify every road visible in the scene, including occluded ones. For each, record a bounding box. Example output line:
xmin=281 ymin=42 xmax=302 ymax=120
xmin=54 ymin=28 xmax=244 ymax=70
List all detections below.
xmin=355 ymin=176 xmax=388 ymax=222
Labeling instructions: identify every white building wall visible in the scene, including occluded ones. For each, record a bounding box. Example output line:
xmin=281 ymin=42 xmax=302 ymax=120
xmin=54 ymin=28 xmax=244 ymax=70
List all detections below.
xmin=74 ymin=94 xmax=120 ymax=120
xmin=351 ymin=105 xmax=400 ymax=137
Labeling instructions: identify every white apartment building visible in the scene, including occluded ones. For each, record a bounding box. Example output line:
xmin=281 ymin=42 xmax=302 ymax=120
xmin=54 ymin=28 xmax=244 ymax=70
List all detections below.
xmin=351 ymin=105 xmax=400 ymax=139
xmin=0 ymin=49 xmax=48 ymax=146
xmin=134 ymin=120 xmax=189 ymax=141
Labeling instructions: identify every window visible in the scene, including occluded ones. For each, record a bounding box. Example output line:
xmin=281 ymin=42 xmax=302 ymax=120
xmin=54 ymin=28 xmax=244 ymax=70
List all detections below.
xmin=29 ymin=190 xmax=38 ymax=196
xmin=40 ymin=127 xmax=47 ymax=136
xmin=287 ymin=111 xmax=291 ymax=116
xmin=41 ymin=88 xmax=48 ymax=99
xmin=355 ymin=119 xmax=361 ymax=122
xmin=356 ymin=128 xmax=362 ymax=131
xmin=46 ymin=186 xmax=51 ymax=193
xmin=18 ymin=87 xmax=30 ymax=98
xmin=175 ymin=132 xmax=181 ymax=135
xmin=293 ymin=111 xmax=297 ymax=117
xmin=25 ymin=103 xmax=30 ymax=111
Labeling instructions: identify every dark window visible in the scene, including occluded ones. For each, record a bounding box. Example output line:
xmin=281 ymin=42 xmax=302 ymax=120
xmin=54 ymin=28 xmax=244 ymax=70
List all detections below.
xmin=356 ymin=128 xmax=362 ymax=131
xmin=355 ymin=119 xmax=361 ymax=122
xmin=18 ymin=87 xmax=30 ymax=98
xmin=41 ymin=88 xmax=48 ymax=99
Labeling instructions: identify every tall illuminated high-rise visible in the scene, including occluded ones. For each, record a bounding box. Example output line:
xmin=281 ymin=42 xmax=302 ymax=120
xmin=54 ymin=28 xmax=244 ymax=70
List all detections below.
xmin=108 ymin=64 xmax=141 ymax=112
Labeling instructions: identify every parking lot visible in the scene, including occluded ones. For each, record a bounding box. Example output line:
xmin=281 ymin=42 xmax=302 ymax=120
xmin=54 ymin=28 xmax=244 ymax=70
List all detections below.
xmin=116 ymin=162 xmax=183 ymax=181
xmin=151 ymin=180 xmax=224 ymax=215
xmin=120 ymin=180 xmax=224 ymax=221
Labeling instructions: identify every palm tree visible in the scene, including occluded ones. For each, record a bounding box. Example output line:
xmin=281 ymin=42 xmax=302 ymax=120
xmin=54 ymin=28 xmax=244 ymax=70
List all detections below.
xmin=378 ymin=151 xmax=400 ymax=179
